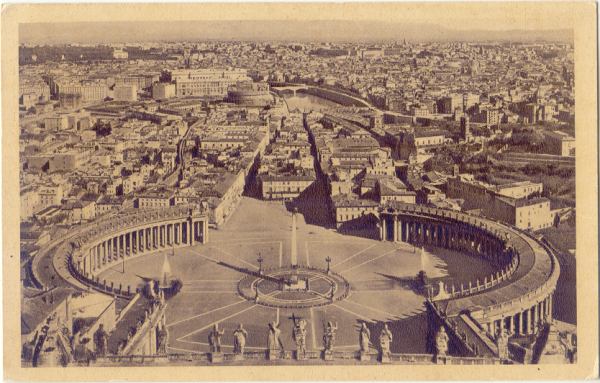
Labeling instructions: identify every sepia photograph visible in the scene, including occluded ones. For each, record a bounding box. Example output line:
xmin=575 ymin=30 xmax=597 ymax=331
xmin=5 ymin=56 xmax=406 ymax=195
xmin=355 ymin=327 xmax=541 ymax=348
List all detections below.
xmin=2 ymin=2 xmax=598 ymax=380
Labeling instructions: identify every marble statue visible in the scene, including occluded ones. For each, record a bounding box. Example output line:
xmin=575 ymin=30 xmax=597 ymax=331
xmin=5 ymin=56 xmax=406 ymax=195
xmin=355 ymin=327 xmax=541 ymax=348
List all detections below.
xmin=268 ymin=321 xmax=283 ymax=353
xmin=233 ymin=323 xmax=248 ymax=354
xmin=293 ymin=319 xmax=308 ymax=357
xmin=323 ymin=321 xmax=338 ymax=351
xmin=496 ymin=327 xmax=509 ymax=360
xmin=435 ymin=326 xmax=449 ymax=356
xmin=379 ymin=323 xmax=393 ymax=358
xmin=93 ymin=324 xmax=108 ymax=356
xmin=208 ymin=323 xmax=224 ymax=353
xmin=156 ymin=324 xmax=168 ymax=355
xmin=359 ymin=322 xmax=371 ymax=352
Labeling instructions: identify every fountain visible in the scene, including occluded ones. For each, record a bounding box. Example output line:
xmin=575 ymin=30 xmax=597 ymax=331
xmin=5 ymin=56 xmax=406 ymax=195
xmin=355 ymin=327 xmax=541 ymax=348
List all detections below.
xmin=237 ymin=208 xmax=350 ymax=308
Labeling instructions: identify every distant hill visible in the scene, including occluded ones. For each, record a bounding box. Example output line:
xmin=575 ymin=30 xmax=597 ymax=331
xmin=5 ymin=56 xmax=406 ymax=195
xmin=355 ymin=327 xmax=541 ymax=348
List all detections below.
xmin=20 ymin=20 xmax=573 ymax=45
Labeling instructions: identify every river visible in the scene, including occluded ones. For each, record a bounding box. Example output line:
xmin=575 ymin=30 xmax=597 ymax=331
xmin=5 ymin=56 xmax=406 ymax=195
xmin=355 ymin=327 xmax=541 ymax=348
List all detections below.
xmin=282 ymin=92 xmax=341 ymax=112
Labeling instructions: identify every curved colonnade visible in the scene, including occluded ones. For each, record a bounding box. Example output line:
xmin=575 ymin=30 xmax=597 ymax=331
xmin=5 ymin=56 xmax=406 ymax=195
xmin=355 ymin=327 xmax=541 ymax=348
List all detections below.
xmin=56 ymin=205 xmax=209 ymax=297
xmin=31 ymin=200 xmax=558 ymax=361
xmin=378 ymin=202 xmax=559 ymax=340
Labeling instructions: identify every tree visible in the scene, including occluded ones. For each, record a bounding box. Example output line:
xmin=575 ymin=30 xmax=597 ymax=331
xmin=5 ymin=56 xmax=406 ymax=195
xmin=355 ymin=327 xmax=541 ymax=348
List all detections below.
xmin=92 ymin=121 xmax=112 ymax=137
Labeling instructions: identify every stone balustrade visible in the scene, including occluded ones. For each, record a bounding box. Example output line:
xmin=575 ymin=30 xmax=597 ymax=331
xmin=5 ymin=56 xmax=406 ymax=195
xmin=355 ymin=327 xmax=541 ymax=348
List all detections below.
xmin=93 ymin=351 xmax=503 ymax=366
xmin=120 ymin=299 xmax=166 ymax=356
xmin=431 ymin=254 xmax=520 ymax=300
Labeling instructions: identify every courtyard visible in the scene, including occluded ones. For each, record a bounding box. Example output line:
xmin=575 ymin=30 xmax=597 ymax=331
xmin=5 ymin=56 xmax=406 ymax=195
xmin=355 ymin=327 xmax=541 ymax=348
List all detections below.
xmin=98 ymin=197 xmax=496 ymax=354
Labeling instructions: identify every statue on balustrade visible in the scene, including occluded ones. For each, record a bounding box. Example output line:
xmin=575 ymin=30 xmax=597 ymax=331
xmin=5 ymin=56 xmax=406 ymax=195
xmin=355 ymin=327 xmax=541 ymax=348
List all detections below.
xmin=93 ymin=324 xmax=108 ymax=357
xmin=435 ymin=326 xmax=449 ymax=356
xmin=208 ymin=323 xmax=224 ymax=353
xmin=359 ymin=322 xmax=371 ymax=352
xmin=379 ymin=323 xmax=393 ymax=358
xmin=21 ymin=339 xmax=35 ymax=363
xmin=496 ymin=327 xmax=509 ymax=360
xmin=293 ymin=319 xmax=308 ymax=358
xmin=267 ymin=321 xmax=283 ymax=355
xmin=233 ymin=323 xmax=248 ymax=354
xmin=323 ymin=321 xmax=338 ymax=352
xmin=156 ymin=324 xmax=169 ymax=355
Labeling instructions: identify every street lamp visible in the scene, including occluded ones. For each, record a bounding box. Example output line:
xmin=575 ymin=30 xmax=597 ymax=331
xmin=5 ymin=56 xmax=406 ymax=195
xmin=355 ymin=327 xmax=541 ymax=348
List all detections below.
xmin=257 ymin=253 xmax=264 ymax=275
xmin=325 ymin=256 xmax=332 ymax=274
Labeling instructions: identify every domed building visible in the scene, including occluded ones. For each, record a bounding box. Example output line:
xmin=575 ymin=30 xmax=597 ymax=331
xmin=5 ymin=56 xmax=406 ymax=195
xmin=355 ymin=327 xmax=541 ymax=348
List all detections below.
xmin=226 ymin=81 xmax=273 ymax=107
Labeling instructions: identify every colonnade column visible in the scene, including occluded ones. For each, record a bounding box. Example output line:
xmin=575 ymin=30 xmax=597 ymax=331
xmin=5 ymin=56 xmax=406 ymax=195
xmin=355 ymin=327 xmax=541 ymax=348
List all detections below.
xmin=89 ymin=248 xmax=94 ymax=273
xmin=95 ymin=245 xmax=99 ymax=268
xmin=139 ymin=230 xmax=143 ymax=253
xmin=189 ymin=220 xmax=195 ymax=246
xmin=158 ymin=225 xmax=163 ymax=247
xmin=133 ymin=231 xmax=137 ymax=254
xmin=398 ymin=219 xmax=403 ymax=242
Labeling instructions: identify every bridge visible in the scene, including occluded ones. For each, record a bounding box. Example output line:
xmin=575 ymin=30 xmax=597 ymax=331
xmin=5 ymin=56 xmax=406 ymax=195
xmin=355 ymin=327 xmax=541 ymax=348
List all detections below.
xmin=271 ymin=84 xmax=309 ymax=96
xmin=270 ymin=82 xmax=442 ymax=123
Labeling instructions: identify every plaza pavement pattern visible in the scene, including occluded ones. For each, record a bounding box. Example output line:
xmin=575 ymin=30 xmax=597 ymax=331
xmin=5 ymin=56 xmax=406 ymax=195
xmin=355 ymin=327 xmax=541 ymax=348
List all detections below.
xmin=99 ymin=197 xmax=495 ymax=354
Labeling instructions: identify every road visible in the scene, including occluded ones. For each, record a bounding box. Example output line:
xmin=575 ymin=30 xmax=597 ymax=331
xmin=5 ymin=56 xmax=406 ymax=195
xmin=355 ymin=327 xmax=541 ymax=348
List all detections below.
xmin=163 ymin=117 xmax=203 ymax=186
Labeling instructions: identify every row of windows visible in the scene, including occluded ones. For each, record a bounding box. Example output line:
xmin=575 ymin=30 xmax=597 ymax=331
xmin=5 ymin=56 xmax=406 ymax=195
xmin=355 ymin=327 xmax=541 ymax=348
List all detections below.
xmin=518 ymin=204 xmax=547 ymax=216
xmin=264 ymin=180 xmax=311 ymax=186
xmin=264 ymin=187 xmax=304 ymax=193
xmin=338 ymin=213 xmax=361 ymax=221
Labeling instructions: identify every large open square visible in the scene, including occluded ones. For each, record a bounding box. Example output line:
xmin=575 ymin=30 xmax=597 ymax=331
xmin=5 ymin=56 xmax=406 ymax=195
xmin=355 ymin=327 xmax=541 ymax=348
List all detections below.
xmin=98 ymin=197 xmax=496 ymax=354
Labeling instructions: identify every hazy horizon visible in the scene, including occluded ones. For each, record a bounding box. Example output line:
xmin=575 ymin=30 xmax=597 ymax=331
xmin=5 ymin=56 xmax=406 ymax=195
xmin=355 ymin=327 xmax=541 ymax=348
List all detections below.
xmin=20 ymin=20 xmax=574 ymax=45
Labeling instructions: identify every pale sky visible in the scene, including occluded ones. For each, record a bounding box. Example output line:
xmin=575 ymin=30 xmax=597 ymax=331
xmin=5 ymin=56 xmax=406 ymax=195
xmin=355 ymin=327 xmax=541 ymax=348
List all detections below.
xmin=17 ymin=3 xmax=576 ymax=45
xmin=20 ymin=20 xmax=573 ymax=45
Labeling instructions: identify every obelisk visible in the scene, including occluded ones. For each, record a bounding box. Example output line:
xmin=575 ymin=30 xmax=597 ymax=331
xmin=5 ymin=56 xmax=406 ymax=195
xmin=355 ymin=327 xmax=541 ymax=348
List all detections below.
xmin=290 ymin=208 xmax=299 ymax=283
xmin=291 ymin=208 xmax=298 ymax=267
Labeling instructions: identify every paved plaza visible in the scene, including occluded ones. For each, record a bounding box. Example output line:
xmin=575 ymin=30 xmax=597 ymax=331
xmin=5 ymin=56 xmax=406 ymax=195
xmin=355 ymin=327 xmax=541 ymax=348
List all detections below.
xmin=98 ymin=197 xmax=496 ymax=354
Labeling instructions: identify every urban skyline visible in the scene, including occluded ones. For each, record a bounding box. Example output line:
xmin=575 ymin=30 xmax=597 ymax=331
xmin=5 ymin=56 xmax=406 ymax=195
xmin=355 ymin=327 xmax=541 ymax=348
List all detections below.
xmin=18 ymin=19 xmax=578 ymax=370
xmin=20 ymin=20 xmax=574 ymax=45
